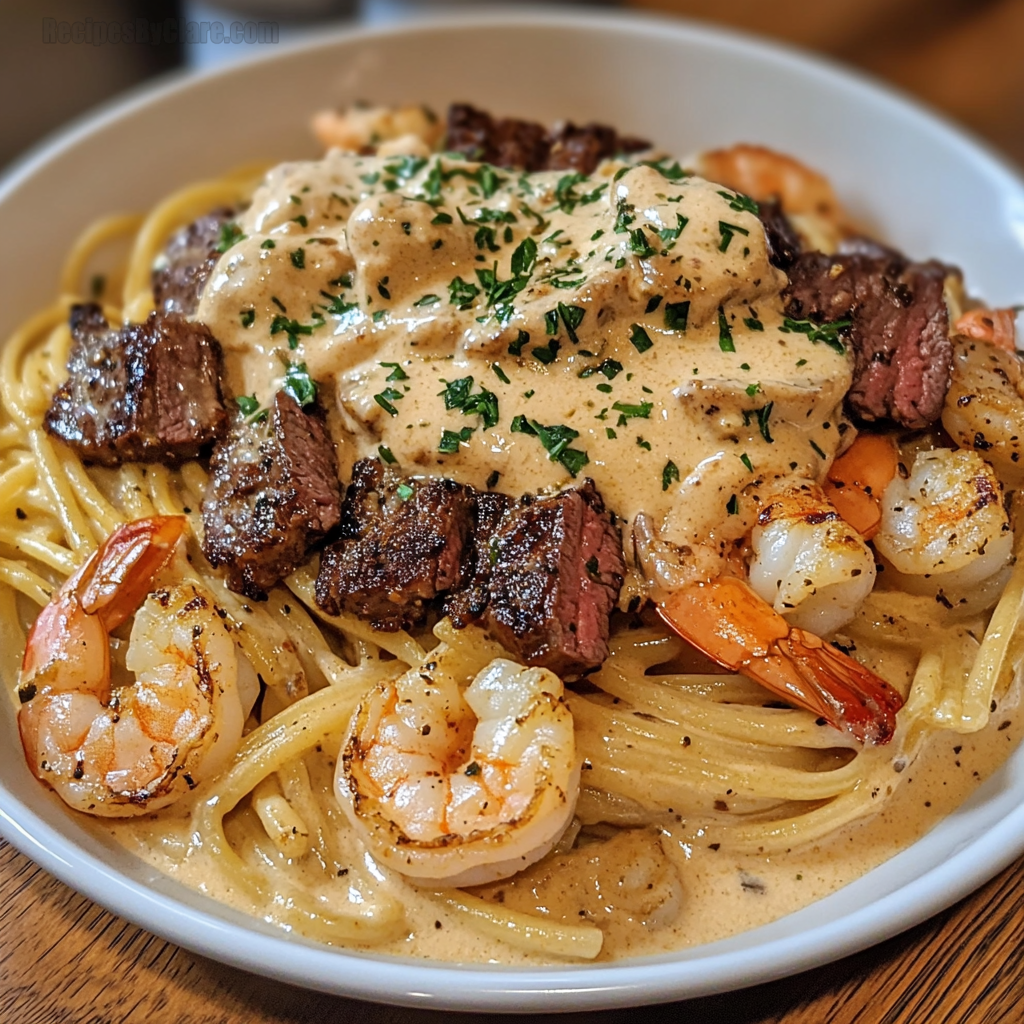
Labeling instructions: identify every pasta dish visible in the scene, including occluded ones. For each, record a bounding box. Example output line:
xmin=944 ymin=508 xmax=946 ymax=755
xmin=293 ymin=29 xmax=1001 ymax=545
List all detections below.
xmin=3 ymin=102 xmax=1023 ymax=963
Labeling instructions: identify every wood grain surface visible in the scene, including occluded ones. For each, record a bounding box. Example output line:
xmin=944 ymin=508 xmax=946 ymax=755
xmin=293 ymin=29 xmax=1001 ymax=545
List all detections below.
xmin=2 ymin=838 xmax=1022 ymax=1024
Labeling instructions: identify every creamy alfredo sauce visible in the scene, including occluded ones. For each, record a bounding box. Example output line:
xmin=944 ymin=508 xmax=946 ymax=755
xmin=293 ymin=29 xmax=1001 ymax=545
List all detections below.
xmin=94 ymin=150 xmax=1020 ymax=962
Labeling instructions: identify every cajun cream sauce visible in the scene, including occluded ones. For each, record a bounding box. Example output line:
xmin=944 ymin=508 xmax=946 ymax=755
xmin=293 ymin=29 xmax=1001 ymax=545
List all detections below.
xmin=102 ymin=670 xmax=1020 ymax=963
xmin=195 ymin=148 xmax=850 ymax=553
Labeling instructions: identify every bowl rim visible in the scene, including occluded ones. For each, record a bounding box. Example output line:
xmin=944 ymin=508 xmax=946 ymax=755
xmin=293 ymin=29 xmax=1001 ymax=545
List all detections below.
xmin=3 ymin=6 xmax=1024 ymax=1012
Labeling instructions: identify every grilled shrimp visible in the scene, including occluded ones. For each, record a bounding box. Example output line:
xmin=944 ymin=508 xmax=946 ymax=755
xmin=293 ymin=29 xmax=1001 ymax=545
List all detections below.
xmin=637 ymin=474 xmax=901 ymax=744
xmin=823 ymin=432 xmax=899 ymax=540
xmin=748 ymin=479 xmax=877 ymax=635
xmin=659 ymin=576 xmax=902 ymax=744
xmin=312 ymin=104 xmax=442 ymax=155
xmin=18 ymin=516 xmax=258 ymax=816
xmin=337 ymin=650 xmax=579 ymax=887
xmin=954 ymin=308 xmax=1017 ymax=352
xmin=694 ymin=143 xmax=848 ymax=251
xmin=942 ymin=336 xmax=1024 ymax=486
xmin=874 ymin=447 xmax=1013 ymax=596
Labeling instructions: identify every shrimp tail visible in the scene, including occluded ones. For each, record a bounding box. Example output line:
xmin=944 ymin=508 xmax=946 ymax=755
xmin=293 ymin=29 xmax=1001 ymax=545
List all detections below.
xmin=76 ymin=515 xmax=187 ymax=629
xmin=21 ymin=515 xmax=186 ymax=683
xmin=659 ymin=577 xmax=903 ymax=745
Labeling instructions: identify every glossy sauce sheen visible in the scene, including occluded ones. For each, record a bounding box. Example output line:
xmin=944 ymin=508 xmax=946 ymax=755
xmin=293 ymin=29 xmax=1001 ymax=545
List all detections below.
xmin=196 ymin=151 xmax=850 ymax=544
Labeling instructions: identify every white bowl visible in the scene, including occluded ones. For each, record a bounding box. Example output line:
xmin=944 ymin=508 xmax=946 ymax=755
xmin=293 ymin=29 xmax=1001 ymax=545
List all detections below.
xmin=2 ymin=8 xmax=1024 ymax=1013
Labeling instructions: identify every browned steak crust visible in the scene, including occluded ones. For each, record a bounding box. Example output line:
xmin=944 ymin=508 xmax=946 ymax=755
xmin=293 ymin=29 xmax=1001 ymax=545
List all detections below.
xmin=445 ymin=103 xmax=649 ymax=175
xmin=202 ymin=392 xmax=341 ymax=600
xmin=783 ymin=249 xmax=954 ymax=428
xmin=315 ymin=458 xmax=475 ymax=631
xmin=151 ymin=207 xmax=235 ymax=316
xmin=485 ymin=480 xmax=625 ymax=676
xmin=45 ymin=303 xmax=227 ymax=466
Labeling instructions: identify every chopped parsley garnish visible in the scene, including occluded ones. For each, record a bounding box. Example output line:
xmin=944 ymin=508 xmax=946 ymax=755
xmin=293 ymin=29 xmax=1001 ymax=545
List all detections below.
xmin=508 ymin=330 xmax=529 ymax=356
xmin=260 ymin=239 xmax=276 ymax=249
xmin=745 ymin=382 xmax=760 ymax=396
xmin=718 ymin=220 xmax=750 ymax=252
xmin=282 ymin=362 xmax=317 ymax=407
xmin=629 ymin=324 xmax=654 ymax=353
xmin=636 ymin=437 xmax=652 ymax=451
xmin=474 ymin=225 xmax=500 ymax=252
xmin=553 ymin=172 xmax=586 ymax=212
xmin=486 ymin=470 xmax=501 ymax=489
xmin=292 ymin=214 xmax=308 ymax=228
xmin=646 ymin=295 xmax=663 ymax=313
xmin=216 ymin=221 xmax=246 ymax=253
xmin=726 ymin=494 xmax=739 ymax=515
xmin=240 ymin=309 xmax=255 ymax=328
xmin=439 ymin=426 xmax=475 ymax=453
xmin=664 ymin=301 xmax=690 ymax=332
xmin=613 ymin=199 xmax=636 ymax=234
xmin=717 ymin=189 xmax=760 ymax=214
xmin=718 ymin=307 xmax=735 ymax=352
xmin=511 ymin=417 xmax=589 ymax=477
xmin=377 ymin=278 xmax=391 ymax=300
xmin=579 ymin=358 xmax=623 ymax=380
xmin=374 ymin=387 xmax=404 ymax=416
xmin=740 ymin=452 xmax=754 ymax=472
xmin=236 ymin=394 xmax=260 ymax=417
xmin=511 ymin=236 xmax=538 ymax=277
xmin=781 ymin=317 xmax=851 ymax=355
xmin=270 ymin=315 xmax=315 ymax=349
xmin=612 ymin=400 xmax=653 ymax=426
xmin=662 ymin=460 xmax=680 ymax=491
xmin=658 ymin=213 xmax=689 ymax=244
xmin=641 ymin=157 xmax=689 ymax=182
xmin=596 ymin=383 xmax=612 ymax=393
xmin=432 ymin=212 xmax=453 ymax=225
xmin=396 ymin=482 xmax=415 ymax=501
xmin=531 ymin=338 xmax=560 ymax=365
xmin=378 ymin=445 xmax=397 ymax=465
xmin=320 ymin=291 xmax=359 ymax=318
xmin=448 ymin=275 xmax=481 ymax=309
xmin=379 ymin=361 xmax=408 ymax=381
xmin=414 ymin=293 xmax=441 ymax=306
xmin=744 ymin=316 xmax=764 ymax=331
xmin=492 ymin=363 xmax=511 ymax=384
xmin=629 ymin=228 xmax=657 ymax=258
xmin=743 ymin=402 xmax=775 ymax=443
xmin=605 ymin=426 xmax=617 ymax=439
xmin=290 ymin=247 xmax=305 ymax=269
xmin=549 ymin=302 xmax=585 ymax=343
xmin=439 ymin=376 xmax=499 ymax=428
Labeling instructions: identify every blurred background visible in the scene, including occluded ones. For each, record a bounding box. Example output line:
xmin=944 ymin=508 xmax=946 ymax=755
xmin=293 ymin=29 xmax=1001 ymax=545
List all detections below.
xmin=2 ymin=0 xmax=1022 ymax=172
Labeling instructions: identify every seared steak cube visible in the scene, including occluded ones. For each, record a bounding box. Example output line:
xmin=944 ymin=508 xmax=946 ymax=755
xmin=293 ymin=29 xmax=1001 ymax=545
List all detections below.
xmin=445 ymin=104 xmax=649 ymax=175
xmin=442 ymin=490 xmax=513 ymax=628
xmin=783 ymin=249 xmax=954 ymax=429
xmin=202 ymin=392 xmax=341 ymax=600
xmin=546 ymin=121 xmax=648 ymax=174
xmin=446 ymin=103 xmax=550 ymax=171
xmin=45 ymin=304 xmax=227 ymax=466
xmin=316 ymin=458 xmax=475 ymax=631
xmin=152 ymin=207 xmax=234 ymax=316
xmin=486 ymin=480 xmax=625 ymax=677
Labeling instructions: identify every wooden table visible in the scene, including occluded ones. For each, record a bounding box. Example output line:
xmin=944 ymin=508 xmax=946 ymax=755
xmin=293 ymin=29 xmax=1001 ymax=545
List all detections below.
xmin=2 ymin=839 xmax=1021 ymax=1024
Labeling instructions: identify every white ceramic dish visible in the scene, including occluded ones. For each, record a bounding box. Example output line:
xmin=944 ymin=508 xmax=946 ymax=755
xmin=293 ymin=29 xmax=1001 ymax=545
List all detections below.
xmin=2 ymin=8 xmax=1024 ymax=1013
